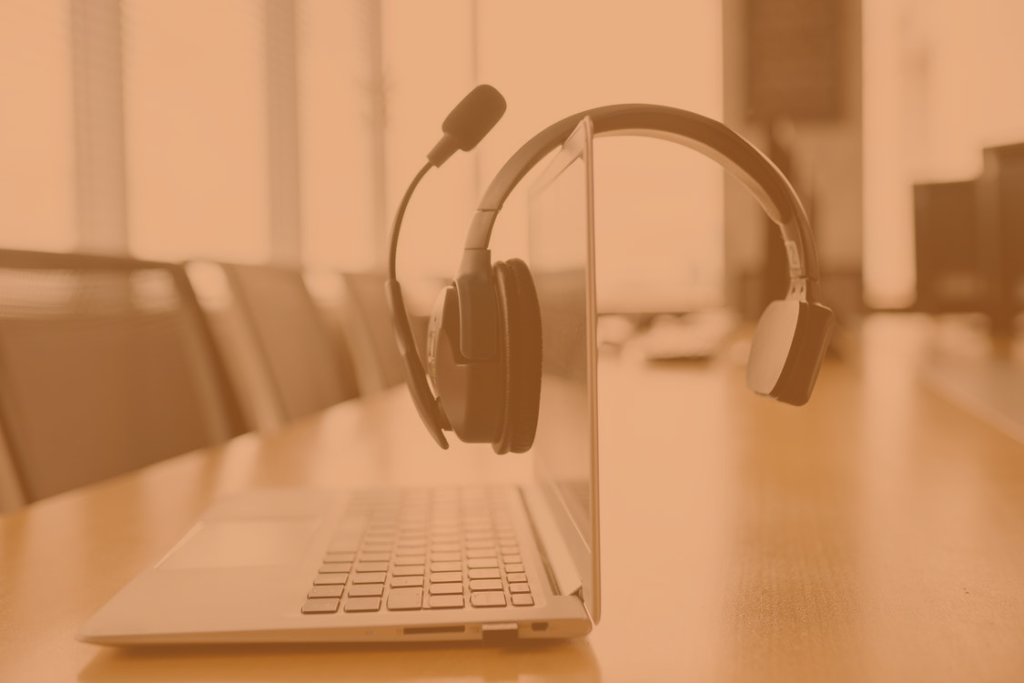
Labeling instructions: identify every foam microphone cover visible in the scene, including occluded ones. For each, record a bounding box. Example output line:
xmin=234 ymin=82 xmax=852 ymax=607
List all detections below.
xmin=428 ymin=85 xmax=506 ymax=166
xmin=443 ymin=84 xmax=507 ymax=151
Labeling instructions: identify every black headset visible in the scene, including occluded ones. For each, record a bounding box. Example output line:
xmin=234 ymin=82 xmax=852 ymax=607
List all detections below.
xmin=387 ymin=86 xmax=834 ymax=454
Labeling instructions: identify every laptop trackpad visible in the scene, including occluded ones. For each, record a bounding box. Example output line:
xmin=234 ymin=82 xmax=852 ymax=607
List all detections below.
xmin=157 ymin=518 xmax=319 ymax=569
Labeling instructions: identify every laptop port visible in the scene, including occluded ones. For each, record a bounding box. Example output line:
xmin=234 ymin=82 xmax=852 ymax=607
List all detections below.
xmin=481 ymin=622 xmax=519 ymax=643
xmin=404 ymin=625 xmax=466 ymax=636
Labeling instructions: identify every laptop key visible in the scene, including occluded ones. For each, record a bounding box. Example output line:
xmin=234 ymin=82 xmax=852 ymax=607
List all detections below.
xmin=469 ymin=579 xmax=503 ymax=592
xmin=386 ymin=587 xmax=423 ymax=611
xmin=432 ymin=542 xmax=460 ymax=553
xmin=348 ymin=583 xmax=384 ymax=597
xmin=343 ymin=596 xmax=381 ymax=612
xmin=511 ymin=594 xmax=535 ymax=607
xmin=324 ymin=552 xmax=356 ymax=563
xmin=361 ymin=543 xmax=392 ymax=554
xmin=467 ymin=558 xmax=498 ymax=569
xmin=468 ymin=568 xmax=500 ymax=580
xmin=429 ymin=582 xmax=464 ymax=595
xmin=313 ymin=573 xmax=349 ymax=585
xmin=430 ymin=551 xmax=461 ymax=562
xmin=396 ymin=545 xmax=427 ymax=556
xmin=509 ymin=583 xmax=531 ymax=594
xmin=393 ymin=555 xmax=426 ymax=566
xmin=429 ymin=595 xmax=465 ymax=609
xmin=430 ymin=561 xmax=461 ymax=573
xmin=301 ymin=598 xmax=340 ymax=614
xmin=504 ymin=563 xmax=525 ymax=574
xmin=431 ymin=533 xmax=460 ymax=544
xmin=355 ymin=561 xmax=389 ymax=572
xmin=351 ymin=572 xmax=386 ymax=584
xmin=506 ymin=573 xmax=528 ymax=583
xmin=470 ymin=591 xmax=507 ymax=608
xmin=359 ymin=552 xmax=391 ymax=562
xmin=307 ymin=585 xmax=344 ymax=599
xmin=320 ymin=561 xmax=353 ymax=573
xmin=430 ymin=571 xmax=462 ymax=583
xmin=392 ymin=565 xmax=425 ymax=577
xmin=390 ymin=575 xmax=424 ymax=588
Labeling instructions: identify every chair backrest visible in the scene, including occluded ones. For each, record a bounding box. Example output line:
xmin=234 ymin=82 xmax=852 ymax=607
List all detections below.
xmin=215 ymin=262 xmax=358 ymax=428
xmin=301 ymin=269 xmax=364 ymax=401
xmin=339 ymin=271 xmax=411 ymax=394
xmin=913 ymin=179 xmax=985 ymax=313
xmin=0 ymin=249 xmax=245 ymax=509
xmin=979 ymin=143 xmax=1024 ymax=335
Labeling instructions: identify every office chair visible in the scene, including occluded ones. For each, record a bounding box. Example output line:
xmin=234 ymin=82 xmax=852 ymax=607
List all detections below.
xmin=210 ymin=262 xmax=359 ymax=430
xmin=979 ymin=143 xmax=1024 ymax=336
xmin=0 ymin=249 xmax=245 ymax=510
xmin=339 ymin=271 xmax=445 ymax=394
xmin=913 ymin=179 xmax=985 ymax=313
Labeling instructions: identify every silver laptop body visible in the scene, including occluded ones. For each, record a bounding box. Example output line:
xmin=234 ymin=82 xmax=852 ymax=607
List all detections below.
xmin=79 ymin=118 xmax=600 ymax=645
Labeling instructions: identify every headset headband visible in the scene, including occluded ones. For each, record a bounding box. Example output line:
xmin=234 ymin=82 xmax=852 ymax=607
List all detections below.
xmin=388 ymin=97 xmax=834 ymax=450
xmin=463 ymin=104 xmax=820 ymax=293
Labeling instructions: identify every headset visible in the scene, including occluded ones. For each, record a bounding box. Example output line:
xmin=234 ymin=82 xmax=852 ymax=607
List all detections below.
xmin=387 ymin=85 xmax=834 ymax=454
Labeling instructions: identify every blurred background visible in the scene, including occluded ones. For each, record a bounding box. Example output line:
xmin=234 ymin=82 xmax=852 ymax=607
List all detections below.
xmin=3 ymin=0 xmax=1024 ymax=321
xmin=2 ymin=0 xmax=1024 ymax=482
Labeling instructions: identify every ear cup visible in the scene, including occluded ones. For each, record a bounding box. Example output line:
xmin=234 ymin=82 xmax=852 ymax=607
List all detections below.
xmin=492 ymin=258 xmax=542 ymax=454
xmin=746 ymin=299 xmax=833 ymax=406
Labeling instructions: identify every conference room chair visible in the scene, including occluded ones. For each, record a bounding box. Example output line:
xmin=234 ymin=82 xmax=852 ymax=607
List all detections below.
xmin=913 ymin=179 xmax=985 ymax=314
xmin=338 ymin=271 xmax=446 ymax=394
xmin=0 ymin=249 xmax=246 ymax=512
xmin=337 ymin=271 xmax=408 ymax=394
xmin=300 ymin=269 xmax=372 ymax=398
xmin=191 ymin=262 xmax=359 ymax=433
xmin=979 ymin=142 xmax=1024 ymax=336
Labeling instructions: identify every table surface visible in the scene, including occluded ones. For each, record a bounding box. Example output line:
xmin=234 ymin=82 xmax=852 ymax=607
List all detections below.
xmin=3 ymin=314 xmax=1024 ymax=683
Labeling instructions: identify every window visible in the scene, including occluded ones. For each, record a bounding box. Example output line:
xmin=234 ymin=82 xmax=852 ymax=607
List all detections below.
xmin=122 ymin=0 xmax=271 ymax=263
xmin=3 ymin=0 xmax=724 ymax=313
xmin=380 ymin=0 xmax=724 ymax=311
xmin=0 ymin=0 xmax=77 ymax=252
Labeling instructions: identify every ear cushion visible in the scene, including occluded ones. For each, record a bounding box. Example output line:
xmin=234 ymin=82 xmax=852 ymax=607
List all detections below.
xmin=492 ymin=258 xmax=542 ymax=454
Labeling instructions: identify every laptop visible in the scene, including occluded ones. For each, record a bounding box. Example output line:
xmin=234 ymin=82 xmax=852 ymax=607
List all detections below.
xmin=78 ymin=117 xmax=600 ymax=645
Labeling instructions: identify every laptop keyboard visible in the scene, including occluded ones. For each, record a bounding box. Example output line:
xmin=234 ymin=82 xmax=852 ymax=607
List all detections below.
xmin=300 ymin=487 xmax=535 ymax=615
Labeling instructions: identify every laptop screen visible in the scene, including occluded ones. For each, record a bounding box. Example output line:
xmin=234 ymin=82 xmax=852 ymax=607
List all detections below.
xmin=527 ymin=117 xmax=601 ymax=622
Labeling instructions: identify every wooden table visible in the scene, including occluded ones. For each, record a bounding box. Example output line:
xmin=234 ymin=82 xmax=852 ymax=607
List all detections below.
xmin=3 ymin=314 xmax=1024 ymax=682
